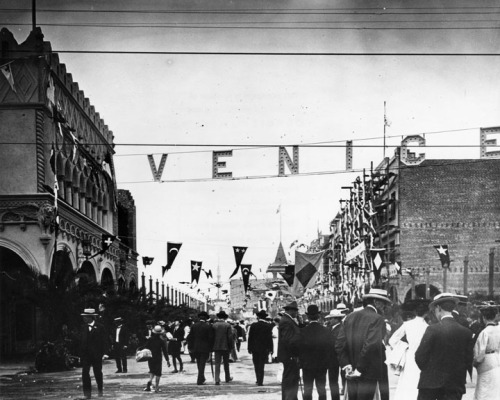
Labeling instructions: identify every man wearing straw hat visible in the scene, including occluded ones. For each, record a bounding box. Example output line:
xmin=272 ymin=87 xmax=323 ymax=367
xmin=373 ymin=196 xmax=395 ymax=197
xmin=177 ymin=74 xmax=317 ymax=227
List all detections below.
xmin=326 ymin=308 xmax=346 ymax=400
xmin=335 ymin=288 xmax=391 ymax=400
xmin=415 ymin=293 xmax=473 ymax=400
xmin=80 ymin=308 xmax=109 ymax=399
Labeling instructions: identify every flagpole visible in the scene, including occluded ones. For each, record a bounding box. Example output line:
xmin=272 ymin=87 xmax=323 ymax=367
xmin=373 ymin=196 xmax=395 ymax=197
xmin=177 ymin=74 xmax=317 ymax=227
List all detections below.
xmin=383 ymin=101 xmax=386 ymax=159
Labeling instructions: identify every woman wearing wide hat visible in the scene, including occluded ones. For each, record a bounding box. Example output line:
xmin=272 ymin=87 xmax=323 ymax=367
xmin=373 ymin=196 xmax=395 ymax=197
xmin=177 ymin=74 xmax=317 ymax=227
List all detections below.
xmin=143 ymin=325 xmax=169 ymax=393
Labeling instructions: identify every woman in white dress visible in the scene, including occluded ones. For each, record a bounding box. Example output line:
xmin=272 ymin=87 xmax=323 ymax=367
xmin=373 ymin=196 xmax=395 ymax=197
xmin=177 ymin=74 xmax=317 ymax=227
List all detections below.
xmin=388 ymin=301 xmax=429 ymax=400
xmin=473 ymin=306 xmax=500 ymax=400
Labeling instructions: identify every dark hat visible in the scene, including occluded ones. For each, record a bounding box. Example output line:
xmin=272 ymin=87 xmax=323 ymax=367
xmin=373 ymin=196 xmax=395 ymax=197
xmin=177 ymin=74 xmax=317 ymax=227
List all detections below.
xmin=430 ymin=293 xmax=459 ymax=309
xmin=216 ymin=310 xmax=229 ymax=319
xmin=114 ymin=317 xmax=123 ymax=323
xmin=306 ymin=304 xmax=320 ymax=316
xmin=283 ymin=301 xmax=298 ymax=310
xmin=256 ymin=310 xmax=268 ymax=319
xmin=362 ymin=288 xmax=392 ymax=304
xmin=198 ymin=311 xmax=209 ymax=320
xmin=81 ymin=308 xmax=98 ymax=317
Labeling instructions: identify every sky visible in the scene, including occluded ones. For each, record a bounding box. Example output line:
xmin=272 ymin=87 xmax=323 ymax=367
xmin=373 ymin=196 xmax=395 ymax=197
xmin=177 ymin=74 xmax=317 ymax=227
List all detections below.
xmin=2 ymin=0 xmax=500 ymax=299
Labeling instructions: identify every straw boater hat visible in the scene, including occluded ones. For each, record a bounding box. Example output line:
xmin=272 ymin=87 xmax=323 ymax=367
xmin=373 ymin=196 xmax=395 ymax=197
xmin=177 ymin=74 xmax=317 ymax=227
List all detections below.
xmin=336 ymin=303 xmax=348 ymax=312
xmin=362 ymin=288 xmax=392 ymax=303
xmin=430 ymin=293 xmax=459 ymax=309
xmin=325 ymin=309 xmax=345 ymax=319
xmin=114 ymin=317 xmax=123 ymax=323
xmin=81 ymin=308 xmax=98 ymax=316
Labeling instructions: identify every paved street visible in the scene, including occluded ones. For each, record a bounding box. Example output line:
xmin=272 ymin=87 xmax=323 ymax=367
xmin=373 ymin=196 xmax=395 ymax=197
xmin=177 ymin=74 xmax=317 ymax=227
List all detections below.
xmin=0 ymin=342 xmax=477 ymax=400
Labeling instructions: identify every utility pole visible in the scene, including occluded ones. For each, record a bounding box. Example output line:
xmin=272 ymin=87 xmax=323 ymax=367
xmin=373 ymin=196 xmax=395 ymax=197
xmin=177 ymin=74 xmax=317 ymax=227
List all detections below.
xmin=489 ymin=248 xmax=495 ymax=298
xmin=32 ymin=0 xmax=36 ymax=30
xmin=463 ymin=255 xmax=469 ymax=296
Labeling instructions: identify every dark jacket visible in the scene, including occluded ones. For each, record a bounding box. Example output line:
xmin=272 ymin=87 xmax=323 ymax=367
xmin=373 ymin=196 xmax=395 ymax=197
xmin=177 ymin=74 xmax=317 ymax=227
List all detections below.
xmin=212 ymin=320 xmax=233 ymax=351
xmin=187 ymin=320 xmax=214 ymax=353
xmin=80 ymin=322 xmax=108 ymax=360
xmin=335 ymin=306 xmax=387 ymax=381
xmin=248 ymin=320 xmax=273 ymax=354
xmin=298 ymin=321 xmax=334 ymax=370
xmin=277 ymin=313 xmax=301 ymax=362
xmin=415 ymin=316 xmax=473 ymax=393
xmin=168 ymin=325 xmax=185 ymax=355
xmin=113 ymin=325 xmax=129 ymax=347
xmin=329 ymin=322 xmax=342 ymax=369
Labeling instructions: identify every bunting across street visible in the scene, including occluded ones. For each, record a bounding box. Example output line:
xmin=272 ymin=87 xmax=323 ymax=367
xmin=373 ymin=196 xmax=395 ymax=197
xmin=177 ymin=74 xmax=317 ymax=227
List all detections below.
xmin=162 ymin=242 xmax=182 ymax=276
xmin=229 ymin=246 xmax=247 ymax=279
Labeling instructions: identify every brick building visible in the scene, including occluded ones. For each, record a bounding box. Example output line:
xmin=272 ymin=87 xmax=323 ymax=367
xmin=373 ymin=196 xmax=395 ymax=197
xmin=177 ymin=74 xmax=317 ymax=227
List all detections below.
xmin=330 ymin=135 xmax=500 ymax=306
xmin=0 ymin=28 xmax=138 ymax=357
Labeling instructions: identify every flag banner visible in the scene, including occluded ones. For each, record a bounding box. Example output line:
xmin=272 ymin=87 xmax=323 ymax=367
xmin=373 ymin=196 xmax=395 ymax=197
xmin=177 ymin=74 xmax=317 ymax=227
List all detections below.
xmin=434 ymin=245 xmax=450 ymax=268
xmin=191 ymin=260 xmax=202 ymax=284
xmin=100 ymin=234 xmax=116 ymax=254
xmin=241 ymin=264 xmax=252 ymax=293
xmin=291 ymin=250 xmax=324 ymax=297
xmin=266 ymin=291 xmax=277 ymax=301
xmin=345 ymin=242 xmax=366 ymax=263
xmin=229 ymin=246 xmax=247 ymax=279
xmin=258 ymin=298 xmax=267 ymax=311
xmin=204 ymin=269 xmax=213 ymax=279
xmin=280 ymin=264 xmax=295 ymax=286
xmin=389 ymin=261 xmax=401 ymax=277
xmin=0 ymin=62 xmax=16 ymax=92
xmin=142 ymin=256 xmax=154 ymax=266
xmin=46 ymin=74 xmax=55 ymax=106
xmin=162 ymin=242 xmax=182 ymax=276
xmin=370 ymin=248 xmax=385 ymax=283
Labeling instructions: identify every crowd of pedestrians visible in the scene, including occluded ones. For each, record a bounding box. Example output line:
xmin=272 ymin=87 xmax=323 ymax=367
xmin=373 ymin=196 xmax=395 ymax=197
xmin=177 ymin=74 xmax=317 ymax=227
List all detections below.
xmin=75 ymin=289 xmax=499 ymax=400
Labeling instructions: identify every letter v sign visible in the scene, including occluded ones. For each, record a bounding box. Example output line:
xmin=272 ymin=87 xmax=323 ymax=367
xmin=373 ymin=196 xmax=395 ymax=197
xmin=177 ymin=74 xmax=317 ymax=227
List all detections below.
xmin=147 ymin=154 xmax=168 ymax=182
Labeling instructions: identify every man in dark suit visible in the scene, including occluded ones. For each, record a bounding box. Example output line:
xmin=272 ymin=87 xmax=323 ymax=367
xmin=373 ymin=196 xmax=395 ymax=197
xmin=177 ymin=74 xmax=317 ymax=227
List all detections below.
xmin=326 ymin=309 xmax=345 ymax=400
xmin=335 ymin=288 xmax=391 ymax=400
xmin=80 ymin=308 xmax=109 ymax=399
xmin=415 ymin=293 xmax=474 ymax=400
xmin=278 ymin=300 xmax=302 ymax=400
xmin=186 ymin=311 xmax=214 ymax=385
xmin=248 ymin=310 xmax=274 ymax=386
xmin=298 ymin=305 xmax=334 ymax=400
xmin=112 ymin=317 xmax=129 ymax=373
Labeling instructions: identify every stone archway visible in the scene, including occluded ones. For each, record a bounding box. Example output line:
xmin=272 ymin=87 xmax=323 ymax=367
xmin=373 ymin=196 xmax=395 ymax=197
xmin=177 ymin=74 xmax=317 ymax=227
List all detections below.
xmin=101 ymin=268 xmax=114 ymax=291
xmin=50 ymin=250 xmax=75 ymax=291
xmin=0 ymin=246 xmax=38 ymax=359
xmin=76 ymin=260 xmax=97 ymax=288
xmin=404 ymin=284 xmax=441 ymax=302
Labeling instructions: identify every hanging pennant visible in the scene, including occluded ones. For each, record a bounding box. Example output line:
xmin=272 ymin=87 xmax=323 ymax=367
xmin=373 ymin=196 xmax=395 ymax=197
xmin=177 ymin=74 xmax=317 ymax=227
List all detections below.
xmin=229 ymin=246 xmax=247 ymax=279
xmin=191 ymin=260 xmax=202 ymax=284
xmin=241 ymin=264 xmax=252 ymax=293
xmin=434 ymin=245 xmax=450 ymax=268
xmin=162 ymin=242 xmax=182 ymax=276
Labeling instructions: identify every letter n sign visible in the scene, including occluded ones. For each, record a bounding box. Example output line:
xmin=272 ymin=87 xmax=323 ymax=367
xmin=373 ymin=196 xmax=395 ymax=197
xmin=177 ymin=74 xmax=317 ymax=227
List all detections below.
xmin=278 ymin=146 xmax=299 ymax=176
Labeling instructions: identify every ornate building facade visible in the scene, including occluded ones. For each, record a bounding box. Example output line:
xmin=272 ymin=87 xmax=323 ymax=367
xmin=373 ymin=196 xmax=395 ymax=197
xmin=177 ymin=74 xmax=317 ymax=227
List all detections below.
xmin=0 ymin=28 xmax=138 ymax=357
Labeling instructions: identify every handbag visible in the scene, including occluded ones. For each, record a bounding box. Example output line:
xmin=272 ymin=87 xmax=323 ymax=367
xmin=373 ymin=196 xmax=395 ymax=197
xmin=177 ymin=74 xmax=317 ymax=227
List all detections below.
xmin=135 ymin=347 xmax=152 ymax=362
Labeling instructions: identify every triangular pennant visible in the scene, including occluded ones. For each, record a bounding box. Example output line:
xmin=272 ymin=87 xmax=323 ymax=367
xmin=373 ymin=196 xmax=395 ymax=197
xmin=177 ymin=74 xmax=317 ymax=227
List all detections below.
xmin=229 ymin=246 xmax=247 ymax=279
xmin=434 ymin=245 xmax=450 ymax=268
xmin=241 ymin=264 xmax=252 ymax=293
xmin=162 ymin=242 xmax=182 ymax=276
xmin=0 ymin=63 xmax=16 ymax=93
xmin=280 ymin=264 xmax=295 ymax=286
xmin=204 ymin=269 xmax=213 ymax=279
xmin=191 ymin=261 xmax=202 ymax=284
